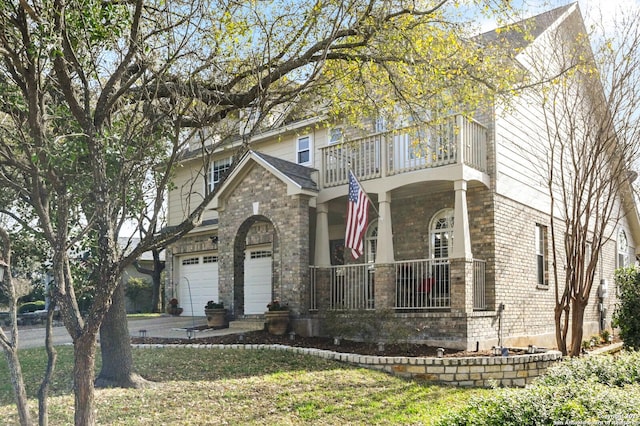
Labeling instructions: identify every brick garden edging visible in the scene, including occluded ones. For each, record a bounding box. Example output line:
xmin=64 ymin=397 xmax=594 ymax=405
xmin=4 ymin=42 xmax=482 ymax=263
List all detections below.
xmin=133 ymin=343 xmax=563 ymax=387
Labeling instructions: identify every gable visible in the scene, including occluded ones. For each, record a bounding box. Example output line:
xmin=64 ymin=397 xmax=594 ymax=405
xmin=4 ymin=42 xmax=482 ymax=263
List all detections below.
xmin=210 ymin=150 xmax=318 ymax=211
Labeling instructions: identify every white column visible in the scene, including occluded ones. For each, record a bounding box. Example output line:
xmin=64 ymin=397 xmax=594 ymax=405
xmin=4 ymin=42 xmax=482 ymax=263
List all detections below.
xmin=314 ymin=202 xmax=331 ymax=266
xmin=452 ymin=180 xmax=473 ymax=259
xmin=376 ymin=191 xmax=395 ymax=263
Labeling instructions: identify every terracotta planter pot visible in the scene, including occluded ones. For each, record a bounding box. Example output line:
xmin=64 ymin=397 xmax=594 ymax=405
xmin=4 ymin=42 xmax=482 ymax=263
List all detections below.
xmin=205 ymin=308 xmax=228 ymax=328
xmin=265 ymin=310 xmax=290 ymax=335
xmin=167 ymin=307 xmax=183 ymax=316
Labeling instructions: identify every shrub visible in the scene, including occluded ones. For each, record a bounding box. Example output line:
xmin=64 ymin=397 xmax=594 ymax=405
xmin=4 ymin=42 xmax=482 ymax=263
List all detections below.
xmin=323 ymin=309 xmax=411 ymax=344
xmin=125 ymin=277 xmax=152 ymax=313
xmin=438 ymin=352 xmax=640 ymax=425
xmin=613 ymin=266 xmax=640 ymax=350
xmin=18 ymin=300 xmax=45 ymax=314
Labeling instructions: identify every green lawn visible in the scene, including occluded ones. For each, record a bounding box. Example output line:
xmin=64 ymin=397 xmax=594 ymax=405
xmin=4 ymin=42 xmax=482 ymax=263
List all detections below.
xmin=0 ymin=346 xmax=488 ymax=425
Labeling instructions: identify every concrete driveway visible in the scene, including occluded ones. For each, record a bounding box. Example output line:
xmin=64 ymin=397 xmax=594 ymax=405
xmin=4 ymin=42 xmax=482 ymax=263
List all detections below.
xmin=10 ymin=315 xmax=262 ymax=349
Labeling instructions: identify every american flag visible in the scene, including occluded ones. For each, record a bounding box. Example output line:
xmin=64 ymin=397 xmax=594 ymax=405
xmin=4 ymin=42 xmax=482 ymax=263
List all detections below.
xmin=345 ymin=170 xmax=369 ymax=259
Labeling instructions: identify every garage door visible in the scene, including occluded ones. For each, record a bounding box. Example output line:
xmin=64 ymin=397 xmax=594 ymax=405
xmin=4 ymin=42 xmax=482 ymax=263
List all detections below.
xmin=244 ymin=248 xmax=272 ymax=314
xmin=178 ymin=254 xmax=219 ymax=316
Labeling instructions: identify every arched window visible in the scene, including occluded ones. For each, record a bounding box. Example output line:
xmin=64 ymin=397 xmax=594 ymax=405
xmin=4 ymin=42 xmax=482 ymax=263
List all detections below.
xmin=365 ymin=219 xmax=378 ymax=264
xmin=618 ymin=229 xmax=629 ymax=268
xmin=430 ymin=209 xmax=454 ymax=259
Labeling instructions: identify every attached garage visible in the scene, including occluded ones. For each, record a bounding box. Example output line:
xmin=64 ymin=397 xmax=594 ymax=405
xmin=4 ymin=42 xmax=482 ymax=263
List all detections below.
xmin=244 ymin=247 xmax=273 ymax=314
xmin=178 ymin=254 xmax=219 ymax=316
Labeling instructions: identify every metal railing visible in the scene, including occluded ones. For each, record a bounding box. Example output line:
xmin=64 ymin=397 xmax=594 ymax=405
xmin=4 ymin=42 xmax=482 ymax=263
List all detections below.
xmin=309 ymin=257 xmax=487 ymax=311
xmin=320 ymin=115 xmax=487 ymax=188
xmin=473 ymin=259 xmax=487 ymax=310
xmin=328 ymin=264 xmax=375 ymax=310
xmin=394 ymin=259 xmax=450 ymax=309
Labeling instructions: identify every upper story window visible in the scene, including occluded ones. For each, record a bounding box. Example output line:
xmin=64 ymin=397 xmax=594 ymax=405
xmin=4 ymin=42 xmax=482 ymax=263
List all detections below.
xmin=297 ymin=135 xmax=312 ymax=165
xmin=618 ymin=229 xmax=629 ymax=268
xmin=207 ymin=157 xmax=232 ymax=193
xmin=329 ymin=128 xmax=343 ymax=145
xmin=374 ymin=117 xmax=387 ymax=133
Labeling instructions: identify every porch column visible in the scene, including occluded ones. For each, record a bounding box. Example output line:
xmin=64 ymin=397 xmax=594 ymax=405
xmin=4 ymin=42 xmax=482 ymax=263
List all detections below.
xmin=376 ymin=191 xmax=395 ymax=263
xmin=314 ymin=202 xmax=331 ymax=266
xmin=452 ymin=180 xmax=472 ymax=259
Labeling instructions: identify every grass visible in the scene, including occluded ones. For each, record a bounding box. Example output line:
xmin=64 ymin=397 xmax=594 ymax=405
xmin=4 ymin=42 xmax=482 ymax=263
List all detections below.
xmin=126 ymin=313 xmax=164 ymax=319
xmin=0 ymin=345 xmax=488 ymax=425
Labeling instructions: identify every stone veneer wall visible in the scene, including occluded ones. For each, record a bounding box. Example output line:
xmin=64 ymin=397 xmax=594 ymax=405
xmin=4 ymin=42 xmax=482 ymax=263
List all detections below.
xmin=217 ymin=164 xmax=312 ymax=316
xmin=134 ymin=343 xmax=562 ymax=388
xmin=490 ymin=193 xmax=620 ymax=348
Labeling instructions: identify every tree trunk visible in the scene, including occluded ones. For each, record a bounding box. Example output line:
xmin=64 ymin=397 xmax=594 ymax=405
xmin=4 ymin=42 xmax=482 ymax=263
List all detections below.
xmin=134 ymin=249 xmax=165 ymax=313
xmin=73 ymin=334 xmax=97 ymax=426
xmin=554 ymin=304 xmax=568 ymax=356
xmin=95 ymin=282 xmax=147 ymax=388
xmin=150 ymin=257 xmax=162 ymax=313
xmin=3 ymin=348 xmax=32 ymax=425
xmin=569 ymin=299 xmax=587 ymax=357
xmin=38 ymin=305 xmax=58 ymax=426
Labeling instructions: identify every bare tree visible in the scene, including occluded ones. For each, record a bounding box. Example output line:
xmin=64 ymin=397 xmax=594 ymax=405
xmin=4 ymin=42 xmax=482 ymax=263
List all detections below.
xmin=523 ymin=4 xmax=640 ymax=356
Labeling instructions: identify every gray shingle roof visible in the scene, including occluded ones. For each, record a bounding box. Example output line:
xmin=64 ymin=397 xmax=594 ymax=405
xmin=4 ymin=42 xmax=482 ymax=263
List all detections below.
xmin=477 ymin=3 xmax=575 ymax=51
xmin=251 ymin=151 xmax=318 ymax=191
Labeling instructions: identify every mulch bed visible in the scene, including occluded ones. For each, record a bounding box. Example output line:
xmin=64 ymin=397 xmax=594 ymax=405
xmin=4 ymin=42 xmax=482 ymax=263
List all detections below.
xmin=131 ymin=329 xmax=502 ymax=358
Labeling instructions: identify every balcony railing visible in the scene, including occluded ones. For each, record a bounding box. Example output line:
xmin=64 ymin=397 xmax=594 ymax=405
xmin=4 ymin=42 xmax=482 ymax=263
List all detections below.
xmin=321 ymin=115 xmax=487 ymax=188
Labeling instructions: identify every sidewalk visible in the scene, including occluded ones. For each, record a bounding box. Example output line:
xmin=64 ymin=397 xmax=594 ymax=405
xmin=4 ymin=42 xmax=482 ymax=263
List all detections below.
xmin=127 ymin=315 xmax=264 ymax=340
xmin=14 ymin=315 xmax=264 ymax=349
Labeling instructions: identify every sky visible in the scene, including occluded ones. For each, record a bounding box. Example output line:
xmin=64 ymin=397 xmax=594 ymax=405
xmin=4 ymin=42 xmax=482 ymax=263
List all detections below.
xmin=476 ymin=0 xmax=640 ymax=33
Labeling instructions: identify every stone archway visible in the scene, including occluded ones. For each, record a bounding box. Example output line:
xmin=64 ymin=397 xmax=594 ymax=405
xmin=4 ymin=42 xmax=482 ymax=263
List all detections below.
xmin=215 ymin=161 xmax=313 ymax=318
xmin=232 ymin=215 xmax=279 ymax=316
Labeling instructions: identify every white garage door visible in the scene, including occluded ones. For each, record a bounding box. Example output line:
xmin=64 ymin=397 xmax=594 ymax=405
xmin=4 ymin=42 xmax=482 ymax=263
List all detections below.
xmin=244 ymin=248 xmax=272 ymax=314
xmin=178 ymin=254 xmax=219 ymax=316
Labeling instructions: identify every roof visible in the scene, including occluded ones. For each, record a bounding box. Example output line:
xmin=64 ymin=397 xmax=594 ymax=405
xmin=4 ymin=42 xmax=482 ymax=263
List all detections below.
xmin=251 ymin=151 xmax=318 ymax=191
xmin=477 ymin=3 xmax=576 ymax=51
xmin=117 ymin=237 xmax=166 ymax=261
xmin=209 ymin=150 xmax=318 ymax=210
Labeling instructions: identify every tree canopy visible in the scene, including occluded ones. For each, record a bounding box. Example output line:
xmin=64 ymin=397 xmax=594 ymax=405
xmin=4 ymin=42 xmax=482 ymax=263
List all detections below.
xmin=0 ymin=0 xmax=524 ymax=424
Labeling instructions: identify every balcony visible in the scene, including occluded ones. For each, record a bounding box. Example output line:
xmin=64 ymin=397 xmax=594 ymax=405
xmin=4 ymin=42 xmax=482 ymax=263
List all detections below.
xmin=320 ymin=115 xmax=487 ymax=188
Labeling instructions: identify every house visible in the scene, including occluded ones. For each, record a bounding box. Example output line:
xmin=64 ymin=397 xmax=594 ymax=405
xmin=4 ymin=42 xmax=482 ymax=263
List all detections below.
xmin=164 ymin=4 xmax=640 ymax=350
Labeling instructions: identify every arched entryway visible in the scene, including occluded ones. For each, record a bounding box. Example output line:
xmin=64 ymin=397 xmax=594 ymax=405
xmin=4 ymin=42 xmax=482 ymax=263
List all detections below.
xmin=233 ymin=215 xmax=279 ymax=317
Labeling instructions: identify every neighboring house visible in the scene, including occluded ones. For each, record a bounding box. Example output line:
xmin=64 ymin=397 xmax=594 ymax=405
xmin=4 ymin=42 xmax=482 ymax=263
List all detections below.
xmin=120 ymin=238 xmax=165 ymax=313
xmin=165 ymin=4 xmax=640 ymax=350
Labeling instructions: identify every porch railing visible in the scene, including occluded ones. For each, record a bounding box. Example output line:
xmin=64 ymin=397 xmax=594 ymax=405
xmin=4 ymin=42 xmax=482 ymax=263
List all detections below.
xmin=473 ymin=259 xmax=487 ymax=310
xmin=394 ymin=258 xmax=487 ymax=310
xmin=328 ymin=264 xmax=375 ymax=310
xmin=394 ymin=259 xmax=450 ymax=309
xmin=309 ymin=258 xmax=486 ymax=311
xmin=321 ymin=115 xmax=487 ymax=188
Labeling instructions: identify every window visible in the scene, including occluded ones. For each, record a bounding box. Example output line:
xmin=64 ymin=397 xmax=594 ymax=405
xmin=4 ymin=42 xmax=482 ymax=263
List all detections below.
xmin=536 ymin=224 xmax=548 ymax=286
xmin=181 ymin=257 xmax=199 ymax=265
xmin=207 ymin=157 xmax=232 ymax=193
xmin=618 ymin=229 xmax=629 ymax=268
xmin=250 ymin=250 xmax=272 ymax=259
xmin=430 ymin=209 xmax=454 ymax=259
xmin=203 ymin=256 xmax=218 ymax=263
xmin=296 ymin=135 xmax=312 ymax=165
xmin=329 ymin=128 xmax=343 ymax=145
xmin=365 ymin=220 xmax=378 ymax=264
xmin=374 ymin=116 xmax=387 ymax=133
